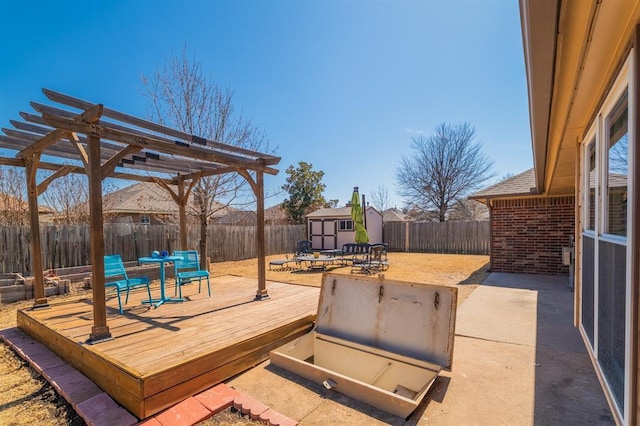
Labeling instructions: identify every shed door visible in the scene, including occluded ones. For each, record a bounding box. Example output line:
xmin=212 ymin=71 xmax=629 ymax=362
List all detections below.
xmin=323 ymin=220 xmax=337 ymax=249
xmin=309 ymin=219 xmax=337 ymax=250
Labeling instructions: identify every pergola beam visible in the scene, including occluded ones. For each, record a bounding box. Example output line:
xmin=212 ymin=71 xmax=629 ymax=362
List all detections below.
xmin=41 ymin=113 xmax=279 ymax=175
xmin=14 ymin=113 xmax=253 ymax=176
xmin=36 ymin=165 xmax=74 ymax=195
xmin=0 ymin=155 xmax=174 ymax=185
xmin=101 ymin=145 xmax=142 ymax=178
xmin=0 ymin=132 xmax=211 ymax=177
xmin=17 ymin=103 xmax=103 ymax=160
xmin=42 ymin=88 xmax=281 ymax=165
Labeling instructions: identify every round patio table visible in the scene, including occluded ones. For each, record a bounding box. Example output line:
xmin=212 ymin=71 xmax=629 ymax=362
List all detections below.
xmin=138 ymin=255 xmax=183 ymax=307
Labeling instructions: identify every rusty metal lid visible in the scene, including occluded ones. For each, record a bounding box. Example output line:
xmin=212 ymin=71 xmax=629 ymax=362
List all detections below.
xmin=315 ymin=273 xmax=457 ymax=370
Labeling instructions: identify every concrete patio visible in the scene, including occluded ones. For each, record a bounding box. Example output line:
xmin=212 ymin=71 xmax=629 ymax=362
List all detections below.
xmin=228 ymin=273 xmax=615 ymax=425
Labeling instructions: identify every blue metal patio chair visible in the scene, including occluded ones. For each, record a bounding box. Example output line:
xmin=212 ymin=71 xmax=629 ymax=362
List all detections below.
xmin=104 ymin=254 xmax=152 ymax=314
xmin=173 ymin=250 xmax=211 ymax=297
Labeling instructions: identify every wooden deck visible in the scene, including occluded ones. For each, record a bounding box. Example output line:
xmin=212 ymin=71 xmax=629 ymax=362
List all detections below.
xmin=16 ymin=275 xmax=320 ymax=419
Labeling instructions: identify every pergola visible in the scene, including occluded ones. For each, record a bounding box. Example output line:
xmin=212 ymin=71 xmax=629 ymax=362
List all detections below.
xmin=0 ymin=88 xmax=280 ymax=343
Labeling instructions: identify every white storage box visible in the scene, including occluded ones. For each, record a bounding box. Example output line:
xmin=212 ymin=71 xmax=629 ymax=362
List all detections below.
xmin=270 ymin=273 xmax=457 ymax=418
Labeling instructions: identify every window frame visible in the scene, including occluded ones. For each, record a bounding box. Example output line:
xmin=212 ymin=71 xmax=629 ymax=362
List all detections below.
xmin=338 ymin=219 xmax=354 ymax=232
xmin=579 ymin=52 xmax=634 ymax=424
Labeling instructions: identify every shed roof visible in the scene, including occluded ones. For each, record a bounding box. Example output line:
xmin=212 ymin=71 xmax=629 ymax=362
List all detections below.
xmin=306 ymin=205 xmax=381 ymax=218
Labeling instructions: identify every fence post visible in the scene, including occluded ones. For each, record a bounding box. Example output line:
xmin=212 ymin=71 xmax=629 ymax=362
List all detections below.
xmin=404 ymin=222 xmax=410 ymax=252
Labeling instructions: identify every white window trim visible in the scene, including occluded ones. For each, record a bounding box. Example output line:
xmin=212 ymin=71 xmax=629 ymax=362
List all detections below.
xmin=578 ymin=51 xmax=633 ymax=424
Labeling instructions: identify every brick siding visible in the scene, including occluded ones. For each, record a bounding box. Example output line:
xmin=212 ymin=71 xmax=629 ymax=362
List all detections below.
xmin=490 ymin=196 xmax=575 ymax=275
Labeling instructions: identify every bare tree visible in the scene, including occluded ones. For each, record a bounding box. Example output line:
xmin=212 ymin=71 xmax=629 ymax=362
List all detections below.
xmin=395 ymin=122 xmax=493 ymax=222
xmin=40 ymin=173 xmax=90 ymax=224
xmin=0 ymin=166 xmax=28 ymax=225
xmin=609 ymin=135 xmax=628 ymax=174
xmin=41 ymin=173 xmax=117 ymax=224
xmin=447 ymin=199 xmax=489 ymax=221
xmin=370 ymin=185 xmax=391 ymax=212
xmin=142 ymin=47 xmax=272 ymax=263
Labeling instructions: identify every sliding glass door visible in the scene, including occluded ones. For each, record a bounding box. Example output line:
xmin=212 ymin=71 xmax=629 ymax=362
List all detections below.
xmin=580 ymin=57 xmax=631 ymax=422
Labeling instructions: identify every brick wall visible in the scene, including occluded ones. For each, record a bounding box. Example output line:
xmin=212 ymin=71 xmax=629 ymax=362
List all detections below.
xmin=490 ymin=196 xmax=575 ymax=275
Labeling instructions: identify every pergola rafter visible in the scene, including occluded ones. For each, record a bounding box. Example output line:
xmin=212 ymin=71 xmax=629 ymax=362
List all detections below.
xmin=0 ymin=88 xmax=280 ymax=343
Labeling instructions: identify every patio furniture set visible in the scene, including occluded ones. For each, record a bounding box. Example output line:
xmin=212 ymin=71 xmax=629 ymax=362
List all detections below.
xmin=104 ymin=250 xmax=210 ymax=314
xmin=269 ymin=241 xmax=390 ymax=274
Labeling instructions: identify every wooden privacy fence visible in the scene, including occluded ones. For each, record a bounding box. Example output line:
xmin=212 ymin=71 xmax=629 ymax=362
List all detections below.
xmin=0 ymin=224 xmax=306 ymax=276
xmin=384 ymin=221 xmax=490 ymax=254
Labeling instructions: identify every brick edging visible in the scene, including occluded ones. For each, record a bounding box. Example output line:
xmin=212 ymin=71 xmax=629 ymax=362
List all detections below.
xmin=1 ymin=327 xmax=297 ymax=426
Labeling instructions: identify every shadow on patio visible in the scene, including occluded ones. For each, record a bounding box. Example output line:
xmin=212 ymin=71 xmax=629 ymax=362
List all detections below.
xmin=443 ymin=272 xmax=614 ymax=425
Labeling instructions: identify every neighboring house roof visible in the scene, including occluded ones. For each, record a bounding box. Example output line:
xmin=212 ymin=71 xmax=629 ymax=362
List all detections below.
xmin=217 ymin=210 xmax=257 ymax=225
xmin=590 ymin=172 xmax=627 ymax=189
xmin=306 ymin=205 xmax=381 ymax=218
xmin=448 ymin=199 xmax=490 ymax=221
xmin=382 ymin=208 xmax=409 ymax=222
xmin=264 ymin=203 xmax=288 ymax=223
xmin=468 ymin=169 xmax=537 ymax=201
xmin=102 ymin=182 xmax=230 ymax=217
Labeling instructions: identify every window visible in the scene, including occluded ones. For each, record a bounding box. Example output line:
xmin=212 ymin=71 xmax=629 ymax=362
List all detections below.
xmin=605 ymin=92 xmax=628 ymax=237
xmin=140 ymin=214 xmax=150 ymax=225
xmin=586 ymin=139 xmax=596 ymax=231
xmin=338 ymin=219 xmax=353 ymax=231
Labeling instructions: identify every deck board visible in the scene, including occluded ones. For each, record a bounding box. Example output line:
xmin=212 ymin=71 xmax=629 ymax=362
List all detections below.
xmin=17 ymin=275 xmax=319 ymax=419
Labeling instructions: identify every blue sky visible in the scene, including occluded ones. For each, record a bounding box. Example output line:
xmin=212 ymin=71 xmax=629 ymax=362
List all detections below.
xmin=0 ymin=1 xmax=531 ymax=209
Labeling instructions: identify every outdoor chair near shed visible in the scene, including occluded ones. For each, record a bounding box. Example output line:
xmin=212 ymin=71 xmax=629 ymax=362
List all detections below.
xmin=351 ymin=244 xmax=389 ymax=275
xmin=173 ymin=250 xmax=211 ymax=297
xmin=340 ymin=243 xmax=371 ymax=267
xmin=269 ymin=240 xmax=312 ymax=271
xmin=104 ymin=254 xmax=152 ymax=314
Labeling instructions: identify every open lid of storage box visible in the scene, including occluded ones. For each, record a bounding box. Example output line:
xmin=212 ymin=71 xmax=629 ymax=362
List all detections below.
xmin=316 ymin=273 xmax=457 ymax=370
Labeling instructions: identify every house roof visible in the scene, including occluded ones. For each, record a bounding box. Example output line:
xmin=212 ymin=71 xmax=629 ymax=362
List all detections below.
xmin=217 ymin=210 xmax=257 ymax=224
xmin=469 ymin=168 xmax=628 ymax=203
xmin=103 ymin=182 xmax=229 ymax=216
xmin=264 ymin=203 xmax=288 ymax=222
xmin=468 ymin=169 xmax=537 ymax=201
xmin=382 ymin=208 xmax=409 ymax=222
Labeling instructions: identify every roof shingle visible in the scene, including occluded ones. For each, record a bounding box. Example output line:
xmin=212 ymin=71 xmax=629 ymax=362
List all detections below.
xmin=468 ymin=169 xmax=537 ymax=200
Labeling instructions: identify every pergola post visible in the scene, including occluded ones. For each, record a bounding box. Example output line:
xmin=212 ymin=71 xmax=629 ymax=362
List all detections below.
xmin=87 ymin=133 xmax=111 ymax=343
xmin=178 ymin=180 xmax=188 ymax=250
xmin=255 ymin=171 xmax=268 ymax=300
xmin=25 ymin=153 xmax=48 ymax=309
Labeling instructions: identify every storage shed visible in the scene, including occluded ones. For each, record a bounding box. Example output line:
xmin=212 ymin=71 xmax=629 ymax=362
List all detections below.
xmin=306 ymin=205 xmax=383 ymax=250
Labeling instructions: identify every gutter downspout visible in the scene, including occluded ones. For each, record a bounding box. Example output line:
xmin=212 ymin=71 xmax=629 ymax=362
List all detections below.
xmin=486 ymin=197 xmax=493 ymax=272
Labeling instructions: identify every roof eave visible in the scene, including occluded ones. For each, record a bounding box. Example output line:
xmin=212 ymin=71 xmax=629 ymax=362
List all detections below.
xmin=520 ymin=0 xmax=560 ymax=194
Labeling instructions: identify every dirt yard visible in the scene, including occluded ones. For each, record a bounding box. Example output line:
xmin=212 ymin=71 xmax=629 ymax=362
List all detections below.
xmin=0 ymin=252 xmax=489 ymax=425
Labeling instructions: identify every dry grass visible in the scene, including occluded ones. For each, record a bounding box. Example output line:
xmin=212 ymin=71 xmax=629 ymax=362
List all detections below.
xmin=222 ymin=252 xmax=490 ymax=307
xmin=0 ymin=252 xmax=489 ymax=425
